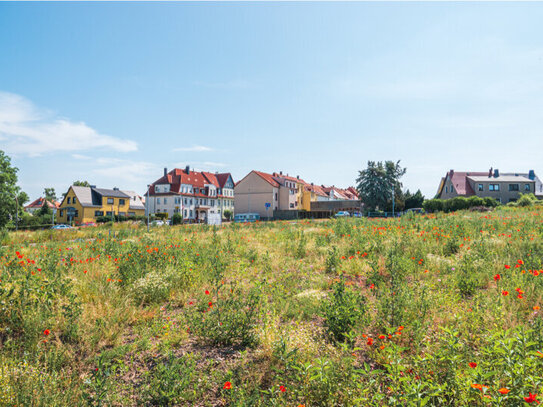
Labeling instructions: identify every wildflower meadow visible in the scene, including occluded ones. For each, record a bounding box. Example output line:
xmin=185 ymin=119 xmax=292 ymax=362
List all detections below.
xmin=1 ymin=207 xmax=542 ymax=406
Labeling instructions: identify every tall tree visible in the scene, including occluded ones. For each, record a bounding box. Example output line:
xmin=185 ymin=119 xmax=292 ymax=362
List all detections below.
xmin=43 ymin=187 xmax=57 ymax=201
xmin=404 ymin=189 xmax=425 ymax=210
xmin=73 ymin=180 xmax=90 ymax=187
xmin=356 ymin=160 xmax=406 ymax=211
xmin=0 ymin=150 xmax=28 ymax=228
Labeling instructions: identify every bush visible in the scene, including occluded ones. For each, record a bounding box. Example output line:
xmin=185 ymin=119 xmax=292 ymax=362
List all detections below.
xmin=423 ymin=199 xmax=444 ymax=213
xmin=223 ymin=210 xmax=233 ymax=221
xmin=321 ymin=281 xmax=366 ymax=343
xmin=171 ymin=213 xmax=183 ymax=225
xmin=185 ymin=282 xmax=261 ymax=347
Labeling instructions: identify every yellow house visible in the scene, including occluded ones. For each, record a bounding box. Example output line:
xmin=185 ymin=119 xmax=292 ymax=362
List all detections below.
xmin=301 ymin=183 xmax=328 ymax=211
xmin=57 ymin=186 xmax=145 ymax=224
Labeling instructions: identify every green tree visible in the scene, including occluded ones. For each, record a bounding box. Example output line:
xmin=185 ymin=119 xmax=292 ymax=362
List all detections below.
xmin=404 ymin=189 xmax=425 ymax=210
xmin=0 ymin=150 xmax=28 ymax=228
xmin=356 ymin=160 xmax=406 ymax=211
xmin=73 ymin=180 xmax=90 ymax=187
xmin=43 ymin=187 xmax=57 ymax=201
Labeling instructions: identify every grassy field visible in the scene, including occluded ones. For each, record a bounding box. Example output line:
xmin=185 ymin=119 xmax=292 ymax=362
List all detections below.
xmin=1 ymin=208 xmax=542 ymax=406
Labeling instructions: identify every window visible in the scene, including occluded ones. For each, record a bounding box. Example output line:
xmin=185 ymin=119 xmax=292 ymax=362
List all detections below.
xmin=155 ymin=185 xmax=160 ymax=193
xmin=190 ymin=199 xmax=193 ymax=205
xmin=60 ymin=210 xmax=64 ymax=217
xmin=67 ymin=197 xmax=71 ymax=204
xmin=508 ymin=184 xmax=519 ymax=191
xmin=94 ymin=210 xmax=104 ymax=217
xmin=106 ymin=211 xmax=113 ymax=216
xmin=525 ymin=184 xmax=531 ymax=191
xmin=274 ymin=193 xmax=278 ymax=201
xmin=157 ymin=198 xmax=161 ymax=204
xmin=164 ymin=198 xmax=167 ymax=204
xmin=118 ymin=212 xmax=126 ymax=217
xmin=290 ymin=203 xmax=294 ymax=208
xmin=128 ymin=212 xmax=135 ymax=216
xmin=211 ymin=200 xmax=214 ymax=206
xmin=119 ymin=199 xmax=125 ymax=205
xmin=107 ymin=198 xmax=114 ymax=204
xmin=489 ymin=184 xmax=500 ymax=191
xmin=184 ymin=209 xmax=187 ymax=217
xmin=478 ymin=184 xmax=483 ymax=192
xmin=184 ymin=198 xmax=187 ymax=205
xmin=189 ymin=209 xmax=193 ymax=217
xmin=73 ymin=197 xmax=77 ymax=204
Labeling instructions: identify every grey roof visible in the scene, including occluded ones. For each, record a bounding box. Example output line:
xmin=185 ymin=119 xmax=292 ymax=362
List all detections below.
xmin=121 ymin=190 xmax=145 ymax=210
xmin=71 ymin=186 xmax=100 ymax=207
xmin=93 ymin=188 xmax=130 ymax=198
xmin=467 ymin=175 xmax=532 ymax=183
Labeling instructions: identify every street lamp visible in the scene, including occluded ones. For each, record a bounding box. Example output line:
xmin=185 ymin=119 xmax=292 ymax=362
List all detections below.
xmin=14 ymin=194 xmax=19 ymax=231
xmin=392 ymin=184 xmax=395 ymax=217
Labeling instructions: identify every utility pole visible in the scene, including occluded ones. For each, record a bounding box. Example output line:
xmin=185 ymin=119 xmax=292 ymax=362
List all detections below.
xmin=14 ymin=194 xmax=19 ymax=231
xmin=146 ymin=184 xmax=150 ymax=233
xmin=392 ymin=184 xmax=395 ymax=217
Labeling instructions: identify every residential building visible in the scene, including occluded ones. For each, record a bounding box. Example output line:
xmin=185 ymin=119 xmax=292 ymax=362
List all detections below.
xmin=436 ymin=168 xmax=543 ymax=203
xmin=57 ymin=186 xmax=145 ymax=224
xmin=235 ymin=170 xmax=360 ymax=217
xmin=24 ymin=197 xmax=60 ymax=214
xmin=146 ymin=167 xmax=234 ymax=222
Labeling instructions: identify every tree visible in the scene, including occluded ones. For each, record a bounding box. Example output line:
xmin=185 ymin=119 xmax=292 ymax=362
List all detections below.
xmin=356 ymin=160 xmax=406 ymax=211
xmin=0 ymin=150 xmax=28 ymax=228
xmin=404 ymin=189 xmax=425 ymax=210
xmin=73 ymin=180 xmax=90 ymax=187
xmin=43 ymin=187 xmax=57 ymax=201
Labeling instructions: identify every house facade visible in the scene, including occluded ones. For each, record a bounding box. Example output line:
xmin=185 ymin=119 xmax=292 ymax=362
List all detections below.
xmin=235 ymin=170 xmax=360 ymax=217
xmin=24 ymin=197 xmax=60 ymax=214
xmin=146 ymin=167 xmax=234 ymax=222
xmin=436 ymin=169 xmax=543 ymax=203
xmin=57 ymin=186 xmax=145 ymax=224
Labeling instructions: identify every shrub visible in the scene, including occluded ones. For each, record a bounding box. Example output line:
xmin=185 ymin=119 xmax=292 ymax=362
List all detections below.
xmin=321 ymin=281 xmax=366 ymax=343
xmin=185 ymin=282 xmax=261 ymax=347
xmin=171 ymin=213 xmax=183 ymax=225
xmin=423 ymin=199 xmax=444 ymax=213
xmin=131 ymin=270 xmax=172 ymax=304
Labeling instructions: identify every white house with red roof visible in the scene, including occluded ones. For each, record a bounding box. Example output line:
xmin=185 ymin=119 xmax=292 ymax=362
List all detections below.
xmin=146 ymin=166 xmax=235 ymax=222
xmin=24 ymin=197 xmax=61 ymax=214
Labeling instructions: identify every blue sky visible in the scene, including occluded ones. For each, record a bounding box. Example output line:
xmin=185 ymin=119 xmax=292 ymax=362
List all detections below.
xmin=1 ymin=2 xmax=543 ymax=200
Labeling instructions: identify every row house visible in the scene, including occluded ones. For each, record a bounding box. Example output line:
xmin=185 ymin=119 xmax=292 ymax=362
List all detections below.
xmin=436 ymin=168 xmax=543 ymax=203
xmin=146 ymin=166 xmax=235 ymax=222
xmin=234 ymin=169 xmax=359 ymax=218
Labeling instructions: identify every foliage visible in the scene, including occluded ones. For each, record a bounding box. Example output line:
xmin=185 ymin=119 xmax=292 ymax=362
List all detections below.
xmin=404 ymin=189 xmax=425 ymax=210
xmin=0 ymin=150 xmax=27 ymax=229
xmin=223 ymin=209 xmax=233 ymax=221
xmin=73 ymin=180 xmax=91 ymax=187
xmin=321 ymin=281 xmax=367 ymax=343
xmin=171 ymin=213 xmax=183 ymax=225
xmin=356 ymin=160 xmax=406 ymax=211
xmin=43 ymin=187 xmax=57 ymax=202
xmin=424 ymin=196 xmax=500 ymax=213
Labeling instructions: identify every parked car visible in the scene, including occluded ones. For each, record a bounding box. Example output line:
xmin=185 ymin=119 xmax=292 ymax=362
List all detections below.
xmin=51 ymin=224 xmax=73 ymax=230
xmin=234 ymin=213 xmax=260 ymax=223
xmin=405 ymin=208 xmax=424 ymax=214
xmin=80 ymin=222 xmax=97 ymax=228
xmin=152 ymin=220 xmax=165 ymax=226
xmin=334 ymin=211 xmax=350 ymax=218
xmin=352 ymin=211 xmax=362 ymax=218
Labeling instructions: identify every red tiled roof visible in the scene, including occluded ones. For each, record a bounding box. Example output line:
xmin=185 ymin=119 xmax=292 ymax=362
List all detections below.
xmin=253 ymin=170 xmax=280 ymax=187
xmin=25 ymin=197 xmax=60 ymax=209
xmin=148 ymin=168 xmax=234 ymax=196
xmin=215 ymin=173 xmax=232 ymax=188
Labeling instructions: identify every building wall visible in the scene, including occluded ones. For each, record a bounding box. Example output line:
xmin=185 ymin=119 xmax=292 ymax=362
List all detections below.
xmin=438 ymin=176 xmax=459 ymax=199
xmin=467 ymin=179 xmax=534 ymax=203
xmin=234 ymin=172 xmax=276 ymax=217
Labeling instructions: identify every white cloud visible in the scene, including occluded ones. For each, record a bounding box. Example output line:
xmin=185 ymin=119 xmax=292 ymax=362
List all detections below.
xmin=173 ymin=161 xmax=227 ymax=172
xmin=173 ymin=145 xmax=213 ymax=152
xmin=0 ymin=91 xmax=138 ymax=156
xmin=72 ymin=153 xmax=91 ymax=160
xmin=92 ymin=158 xmax=159 ymax=184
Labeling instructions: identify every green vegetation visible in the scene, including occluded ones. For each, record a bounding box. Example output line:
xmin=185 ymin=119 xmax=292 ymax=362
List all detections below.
xmin=1 ymin=207 xmax=542 ymax=405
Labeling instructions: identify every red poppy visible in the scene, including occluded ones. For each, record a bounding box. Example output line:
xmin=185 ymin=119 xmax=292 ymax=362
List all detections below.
xmin=494 ymin=274 xmax=501 ymax=281
xmin=502 ymin=290 xmax=509 ymax=296
xmin=469 ymin=362 xmax=477 ymax=368
xmin=205 ymin=290 xmax=210 ymax=295
xmin=279 ymin=385 xmax=286 ymax=393
xmin=379 ymin=334 xmax=385 ymax=340
xmin=367 ymin=338 xmax=374 ymax=346
xmin=223 ymin=381 xmax=232 ymax=390
xmin=208 ymin=302 xmax=213 ymax=307
xmin=43 ymin=329 xmax=50 ymax=336
xmin=524 ymin=392 xmax=539 ymax=404
xmin=498 ymin=388 xmax=510 ymax=395
xmin=505 ymin=265 xmax=511 ymax=269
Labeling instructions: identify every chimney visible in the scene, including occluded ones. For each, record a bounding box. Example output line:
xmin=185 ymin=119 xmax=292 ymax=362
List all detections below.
xmin=164 ymin=167 xmax=167 ymax=176
xmin=529 ymin=170 xmax=535 ymax=180
xmin=494 ymin=169 xmax=499 ymax=178
xmin=280 ymin=171 xmax=283 ymax=175
xmin=185 ymin=165 xmax=190 ymax=174
xmin=488 ymin=167 xmax=493 ymax=177
xmin=113 ymin=187 xmax=119 ymax=191
xmin=297 ymin=175 xmax=300 ymax=179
